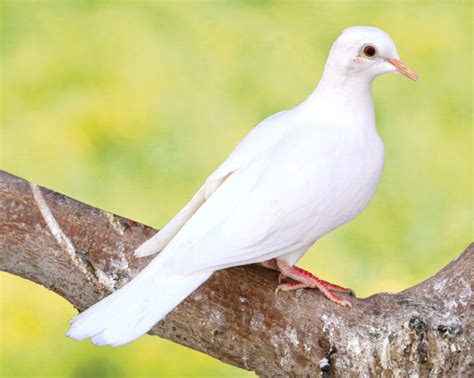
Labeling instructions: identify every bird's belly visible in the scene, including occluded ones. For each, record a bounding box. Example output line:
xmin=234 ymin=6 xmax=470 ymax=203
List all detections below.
xmin=275 ymin=154 xmax=384 ymax=266
xmin=302 ymin=146 xmax=384 ymax=242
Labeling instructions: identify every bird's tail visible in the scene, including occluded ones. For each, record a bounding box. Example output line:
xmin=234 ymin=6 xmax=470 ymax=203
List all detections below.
xmin=67 ymin=260 xmax=211 ymax=346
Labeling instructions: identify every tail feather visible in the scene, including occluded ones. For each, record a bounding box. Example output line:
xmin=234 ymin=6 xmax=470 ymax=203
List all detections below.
xmin=90 ymin=273 xmax=207 ymax=347
xmin=67 ymin=265 xmax=211 ymax=346
xmin=69 ymin=177 xmax=232 ymax=345
xmin=68 ymin=277 xmax=148 ymax=339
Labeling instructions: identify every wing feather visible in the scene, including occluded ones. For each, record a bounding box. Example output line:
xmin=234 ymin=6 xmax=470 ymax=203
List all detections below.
xmin=135 ymin=110 xmax=293 ymax=258
xmin=159 ymin=130 xmax=324 ymax=274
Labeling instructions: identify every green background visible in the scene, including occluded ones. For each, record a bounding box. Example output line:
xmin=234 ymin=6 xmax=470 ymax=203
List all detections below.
xmin=1 ymin=1 xmax=471 ymax=377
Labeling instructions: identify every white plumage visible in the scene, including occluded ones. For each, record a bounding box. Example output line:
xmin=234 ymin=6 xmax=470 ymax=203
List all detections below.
xmin=67 ymin=26 xmax=416 ymax=346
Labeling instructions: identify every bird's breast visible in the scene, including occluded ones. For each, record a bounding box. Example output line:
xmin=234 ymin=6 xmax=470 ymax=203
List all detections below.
xmin=307 ymin=131 xmax=384 ymax=237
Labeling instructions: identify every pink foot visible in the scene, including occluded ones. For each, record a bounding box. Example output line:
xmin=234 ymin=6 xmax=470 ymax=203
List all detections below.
xmin=275 ymin=281 xmax=308 ymax=292
xmin=275 ymin=260 xmax=353 ymax=308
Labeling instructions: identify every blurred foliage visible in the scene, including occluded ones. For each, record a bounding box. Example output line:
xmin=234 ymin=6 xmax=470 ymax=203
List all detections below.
xmin=0 ymin=1 xmax=472 ymax=377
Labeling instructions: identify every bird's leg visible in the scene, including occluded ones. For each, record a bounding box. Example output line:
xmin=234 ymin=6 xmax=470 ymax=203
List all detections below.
xmin=261 ymin=259 xmax=288 ymax=283
xmin=260 ymin=259 xmax=279 ymax=271
xmin=275 ymin=260 xmax=353 ymax=307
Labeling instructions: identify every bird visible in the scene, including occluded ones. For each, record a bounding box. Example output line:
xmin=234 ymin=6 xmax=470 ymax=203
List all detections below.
xmin=67 ymin=26 xmax=417 ymax=347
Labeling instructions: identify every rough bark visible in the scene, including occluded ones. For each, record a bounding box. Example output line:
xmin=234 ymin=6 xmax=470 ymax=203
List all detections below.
xmin=0 ymin=169 xmax=472 ymax=377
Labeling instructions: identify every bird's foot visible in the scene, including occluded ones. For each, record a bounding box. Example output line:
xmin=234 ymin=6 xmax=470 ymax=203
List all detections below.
xmin=275 ymin=281 xmax=308 ymax=292
xmin=276 ymin=281 xmax=351 ymax=307
xmin=275 ymin=261 xmax=353 ymax=308
xmin=278 ymin=272 xmax=287 ymax=284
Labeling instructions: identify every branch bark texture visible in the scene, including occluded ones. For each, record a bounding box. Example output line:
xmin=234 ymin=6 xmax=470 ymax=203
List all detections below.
xmin=0 ymin=170 xmax=472 ymax=376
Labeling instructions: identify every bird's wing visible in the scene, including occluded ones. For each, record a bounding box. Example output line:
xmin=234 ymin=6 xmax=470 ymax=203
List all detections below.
xmin=135 ymin=110 xmax=293 ymax=257
xmin=160 ymin=125 xmax=328 ymax=275
xmin=206 ymin=110 xmax=290 ymax=182
xmin=134 ymin=177 xmax=228 ymax=257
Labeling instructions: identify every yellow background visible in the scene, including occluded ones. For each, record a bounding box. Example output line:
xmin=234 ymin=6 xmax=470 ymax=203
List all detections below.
xmin=1 ymin=1 xmax=472 ymax=377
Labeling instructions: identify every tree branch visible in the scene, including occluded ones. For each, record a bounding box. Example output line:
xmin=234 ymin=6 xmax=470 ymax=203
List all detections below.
xmin=0 ymin=170 xmax=472 ymax=376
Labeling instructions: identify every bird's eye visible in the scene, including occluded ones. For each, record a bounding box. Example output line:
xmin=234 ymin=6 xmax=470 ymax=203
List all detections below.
xmin=362 ymin=44 xmax=377 ymax=58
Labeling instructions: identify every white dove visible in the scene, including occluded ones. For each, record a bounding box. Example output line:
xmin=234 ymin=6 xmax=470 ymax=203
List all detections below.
xmin=67 ymin=26 xmax=417 ymax=346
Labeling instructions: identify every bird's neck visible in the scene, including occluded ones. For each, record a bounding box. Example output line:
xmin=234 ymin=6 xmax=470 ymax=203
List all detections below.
xmin=299 ymin=65 xmax=376 ymax=131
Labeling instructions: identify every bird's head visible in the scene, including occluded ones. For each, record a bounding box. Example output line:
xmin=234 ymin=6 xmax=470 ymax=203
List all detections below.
xmin=326 ymin=26 xmax=417 ymax=82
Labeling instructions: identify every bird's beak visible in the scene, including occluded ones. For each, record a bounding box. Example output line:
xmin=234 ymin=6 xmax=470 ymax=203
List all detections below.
xmin=386 ymin=58 xmax=418 ymax=81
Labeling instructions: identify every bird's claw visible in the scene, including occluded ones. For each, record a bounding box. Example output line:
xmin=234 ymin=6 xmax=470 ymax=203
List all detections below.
xmin=333 ymin=296 xmax=352 ymax=308
xmin=278 ymin=273 xmax=287 ymax=284
xmin=346 ymin=288 xmax=356 ymax=297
